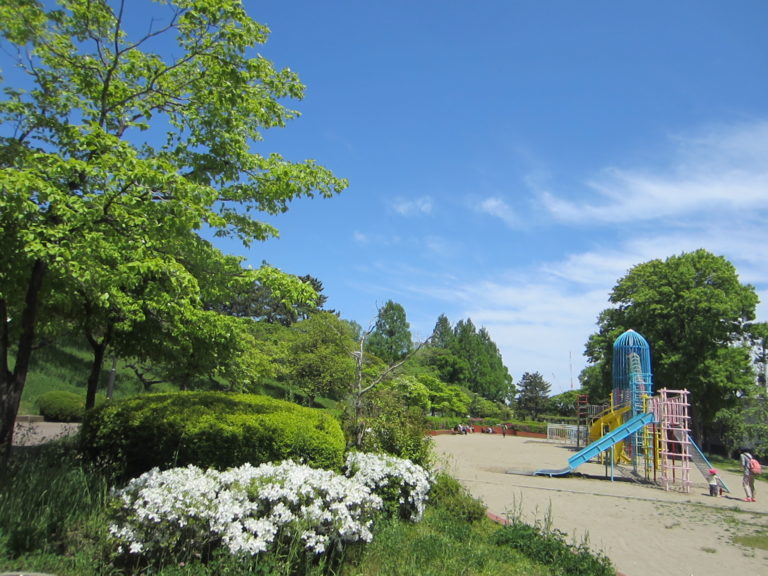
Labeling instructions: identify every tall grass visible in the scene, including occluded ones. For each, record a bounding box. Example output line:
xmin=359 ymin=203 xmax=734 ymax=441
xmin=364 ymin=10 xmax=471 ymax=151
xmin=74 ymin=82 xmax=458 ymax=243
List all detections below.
xmin=0 ymin=439 xmax=111 ymax=575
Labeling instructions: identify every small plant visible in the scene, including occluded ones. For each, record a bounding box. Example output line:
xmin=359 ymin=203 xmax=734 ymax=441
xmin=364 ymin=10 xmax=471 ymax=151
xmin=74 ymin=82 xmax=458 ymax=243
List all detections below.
xmin=492 ymin=520 xmax=614 ymax=576
xmin=427 ymin=472 xmax=487 ymax=523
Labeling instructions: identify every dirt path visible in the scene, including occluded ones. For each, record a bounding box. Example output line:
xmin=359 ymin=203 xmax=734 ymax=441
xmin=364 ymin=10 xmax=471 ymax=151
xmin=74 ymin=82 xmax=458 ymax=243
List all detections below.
xmin=433 ymin=433 xmax=768 ymax=576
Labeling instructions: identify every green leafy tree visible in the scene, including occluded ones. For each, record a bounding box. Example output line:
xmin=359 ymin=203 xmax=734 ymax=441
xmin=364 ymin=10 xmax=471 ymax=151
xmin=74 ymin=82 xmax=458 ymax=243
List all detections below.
xmin=387 ymin=375 xmax=431 ymax=413
xmin=425 ymin=346 xmax=471 ymax=386
xmin=216 ymin=270 xmax=330 ymax=326
xmin=546 ymin=390 xmax=581 ymax=417
xmin=516 ymin=371 xmax=551 ymax=420
xmin=0 ymin=0 xmax=346 ymax=451
xmin=283 ymin=312 xmax=357 ymax=405
xmin=60 ymin=233 xmax=252 ymax=404
xmin=584 ymin=249 xmax=758 ymax=445
xmin=418 ymin=373 xmax=470 ymax=416
xmin=366 ymin=300 xmax=412 ymax=364
xmin=475 ymin=327 xmax=515 ymax=403
xmin=715 ymin=398 xmax=768 ymax=458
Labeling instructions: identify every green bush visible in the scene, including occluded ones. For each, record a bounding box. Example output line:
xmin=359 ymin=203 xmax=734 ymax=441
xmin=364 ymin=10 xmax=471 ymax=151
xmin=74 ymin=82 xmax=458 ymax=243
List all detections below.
xmin=428 ymin=472 xmax=487 ymax=523
xmin=36 ymin=390 xmax=85 ymax=422
xmin=79 ymin=392 xmax=345 ymax=478
xmin=347 ymin=386 xmax=434 ymax=468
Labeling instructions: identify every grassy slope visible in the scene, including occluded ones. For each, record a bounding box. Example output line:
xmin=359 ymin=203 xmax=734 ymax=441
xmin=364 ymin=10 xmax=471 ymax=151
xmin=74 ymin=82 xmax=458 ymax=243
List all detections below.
xmin=17 ymin=341 xmax=305 ymax=415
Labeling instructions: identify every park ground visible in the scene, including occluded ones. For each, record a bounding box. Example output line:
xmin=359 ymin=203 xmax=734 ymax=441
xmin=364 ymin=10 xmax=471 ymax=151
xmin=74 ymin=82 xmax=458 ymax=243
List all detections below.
xmin=434 ymin=432 xmax=768 ymax=576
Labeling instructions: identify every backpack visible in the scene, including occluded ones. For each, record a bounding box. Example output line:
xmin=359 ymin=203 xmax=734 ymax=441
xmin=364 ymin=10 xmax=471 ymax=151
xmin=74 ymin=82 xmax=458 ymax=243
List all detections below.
xmin=748 ymin=455 xmax=762 ymax=475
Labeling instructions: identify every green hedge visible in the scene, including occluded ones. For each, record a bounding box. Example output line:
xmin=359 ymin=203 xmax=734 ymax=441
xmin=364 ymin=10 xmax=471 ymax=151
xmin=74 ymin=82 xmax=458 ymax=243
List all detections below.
xmin=80 ymin=392 xmax=345 ymax=478
xmin=509 ymin=420 xmax=548 ymax=435
xmin=36 ymin=390 xmax=85 ymax=422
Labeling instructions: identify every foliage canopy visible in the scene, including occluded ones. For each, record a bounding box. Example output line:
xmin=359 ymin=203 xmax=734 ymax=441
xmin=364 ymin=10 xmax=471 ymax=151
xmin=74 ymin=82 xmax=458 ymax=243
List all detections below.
xmin=0 ymin=0 xmax=347 ymax=449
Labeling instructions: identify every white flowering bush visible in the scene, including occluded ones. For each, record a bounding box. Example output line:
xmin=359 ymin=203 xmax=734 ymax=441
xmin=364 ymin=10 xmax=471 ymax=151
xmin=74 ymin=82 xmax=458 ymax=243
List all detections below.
xmin=109 ymin=461 xmax=382 ymax=567
xmin=345 ymin=451 xmax=433 ymax=522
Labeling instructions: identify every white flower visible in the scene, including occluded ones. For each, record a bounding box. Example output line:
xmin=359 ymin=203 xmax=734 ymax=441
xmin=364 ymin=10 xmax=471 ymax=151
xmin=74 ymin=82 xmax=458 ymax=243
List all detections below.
xmin=109 ymin=459 xmax=384 ymax=562
xmin=345 ymin=452 xmax=433 ymax=521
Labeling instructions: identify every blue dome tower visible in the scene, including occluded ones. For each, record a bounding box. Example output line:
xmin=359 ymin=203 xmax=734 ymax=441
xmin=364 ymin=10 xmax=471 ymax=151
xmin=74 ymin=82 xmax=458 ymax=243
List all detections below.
xmin=612 ymin=329 xmax=653 ymax=416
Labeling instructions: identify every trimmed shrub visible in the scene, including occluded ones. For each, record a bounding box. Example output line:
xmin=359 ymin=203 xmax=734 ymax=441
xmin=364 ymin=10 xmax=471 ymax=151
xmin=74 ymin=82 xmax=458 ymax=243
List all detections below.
xmin=36 ymin=390 xmax=85 ymax=422
xmin=79 ymin=392 xmax=345 ymax=478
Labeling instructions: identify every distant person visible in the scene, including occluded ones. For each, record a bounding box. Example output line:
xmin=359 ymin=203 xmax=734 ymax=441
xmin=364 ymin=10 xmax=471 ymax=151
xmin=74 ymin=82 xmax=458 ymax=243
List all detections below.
xmin=501 ymin=423 xmax=507 ymax=438
xmin=740 ymin=448 xmax=757 ymax=502
xmin=707 ymin=469 xmax=721 ymax=497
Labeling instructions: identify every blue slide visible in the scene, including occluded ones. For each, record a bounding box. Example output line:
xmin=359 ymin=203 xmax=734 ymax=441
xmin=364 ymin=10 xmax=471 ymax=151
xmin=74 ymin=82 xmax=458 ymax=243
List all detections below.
xmin=534 ymin=412 xmax=654 ymax=477
xmin=676 ymin=430 xmax=731 ymax=493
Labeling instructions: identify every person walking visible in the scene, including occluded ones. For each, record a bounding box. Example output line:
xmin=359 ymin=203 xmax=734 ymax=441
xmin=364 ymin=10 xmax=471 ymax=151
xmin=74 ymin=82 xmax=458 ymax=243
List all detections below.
xmin=740 ymin=448 xmax=757 ymax=502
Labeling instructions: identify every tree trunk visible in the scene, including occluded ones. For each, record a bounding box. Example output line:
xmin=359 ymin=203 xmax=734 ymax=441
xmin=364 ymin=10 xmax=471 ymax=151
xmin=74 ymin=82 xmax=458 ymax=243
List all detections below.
xmin=0 ymin=259 xmax=46 ymax=454
xmin=85 ymin=329 xmax=111 ymax=410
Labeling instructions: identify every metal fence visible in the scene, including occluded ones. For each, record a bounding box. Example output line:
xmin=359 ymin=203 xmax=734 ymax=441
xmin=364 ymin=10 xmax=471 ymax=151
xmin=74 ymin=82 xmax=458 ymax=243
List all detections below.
xmin=546 ymin=423 xmax=587 ymax=445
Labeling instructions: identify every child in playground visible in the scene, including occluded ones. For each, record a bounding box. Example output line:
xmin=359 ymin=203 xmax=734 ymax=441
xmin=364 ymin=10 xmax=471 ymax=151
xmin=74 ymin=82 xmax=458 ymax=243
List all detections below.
xmin=708 ymin=469 xmax=722 ymax=497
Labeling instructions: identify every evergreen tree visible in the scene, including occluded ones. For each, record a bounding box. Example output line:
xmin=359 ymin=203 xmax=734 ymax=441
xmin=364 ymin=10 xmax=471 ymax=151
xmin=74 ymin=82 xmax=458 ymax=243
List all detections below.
xmin=516 ymin=371 xmax=551 ymax=420
xmin=431 ymin=314 xmax=454 ymax=349
xmin=450 ymin=319 xmax=513 ymax=403
xmin=366 ymin=300 xmax=412 ymax=364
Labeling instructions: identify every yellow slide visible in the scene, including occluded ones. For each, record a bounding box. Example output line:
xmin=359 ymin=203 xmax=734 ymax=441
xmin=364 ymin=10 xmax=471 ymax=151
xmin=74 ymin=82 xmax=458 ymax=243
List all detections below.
xmin=589 ymin=405 xmax=631 ymax=464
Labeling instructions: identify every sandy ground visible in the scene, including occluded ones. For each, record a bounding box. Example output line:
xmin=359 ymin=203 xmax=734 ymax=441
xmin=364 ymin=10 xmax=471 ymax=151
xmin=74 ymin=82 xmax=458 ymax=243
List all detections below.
xmin=433 ymin=433 xmax=768 ymax=576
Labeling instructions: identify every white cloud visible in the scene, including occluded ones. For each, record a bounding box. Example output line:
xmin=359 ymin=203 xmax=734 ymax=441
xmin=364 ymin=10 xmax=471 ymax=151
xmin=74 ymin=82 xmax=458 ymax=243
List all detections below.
xmin=477 ymin=196 xmax=520 ymax=227
xmin=351 ymin=231 xmax=403 ymax=247
xmin=402 ymin=121 xmax=768 ymax=394
xmin=541 ymin=121 xmax=768 ymax=225
xmin=391 ymin=196 xmax=433 ymax=216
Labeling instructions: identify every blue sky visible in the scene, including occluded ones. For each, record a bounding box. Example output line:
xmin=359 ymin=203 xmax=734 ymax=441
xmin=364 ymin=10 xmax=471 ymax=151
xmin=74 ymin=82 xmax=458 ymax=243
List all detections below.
xmin=237 ymin=1 xmax=768 ymax=394
xmin=5 ymin=1 xmax=768 ymax=395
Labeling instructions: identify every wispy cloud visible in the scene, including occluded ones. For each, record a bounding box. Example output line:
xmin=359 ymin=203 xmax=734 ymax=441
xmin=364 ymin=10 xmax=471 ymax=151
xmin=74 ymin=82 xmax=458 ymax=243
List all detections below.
xmin=541 ymin=121 xmax=768 ymax=225
xmin=351 ymin=231 xmax=403 ymax=247
xmin=391 ymin=196 xmax=433 ymax=216
xmin=395 ymin=121 xmax=768 ymax=392
xmin=477 ymin=196 xmax=520 ymax=227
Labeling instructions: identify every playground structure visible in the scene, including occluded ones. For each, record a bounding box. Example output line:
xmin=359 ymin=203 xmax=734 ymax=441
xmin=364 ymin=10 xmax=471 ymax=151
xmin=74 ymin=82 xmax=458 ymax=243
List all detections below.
xmin=535 ymin=329 xmax=729 ymax=494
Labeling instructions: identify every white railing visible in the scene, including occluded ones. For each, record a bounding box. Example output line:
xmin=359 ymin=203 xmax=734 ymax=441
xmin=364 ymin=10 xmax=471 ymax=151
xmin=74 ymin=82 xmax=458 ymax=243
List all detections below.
xmin=546 ymin=423 xmax=587 ymax=445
